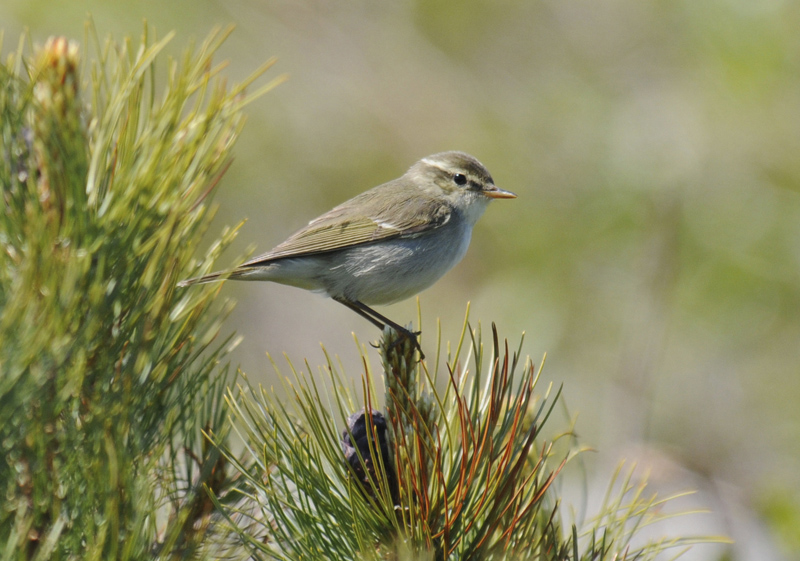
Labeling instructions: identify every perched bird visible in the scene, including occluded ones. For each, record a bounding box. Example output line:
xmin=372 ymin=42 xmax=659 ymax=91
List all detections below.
xmin=178 ymin=151 xmax=515 ymax=347
xmin=341 ymin=408 xmax=398 ymax=506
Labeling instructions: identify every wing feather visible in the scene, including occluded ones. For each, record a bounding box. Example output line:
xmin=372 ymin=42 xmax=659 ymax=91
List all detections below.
xmin=239 ymin=180 xmax=452 ymax=268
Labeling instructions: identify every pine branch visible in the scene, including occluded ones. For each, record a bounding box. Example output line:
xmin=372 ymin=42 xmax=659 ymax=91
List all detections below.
xmin=211 ymin=314 xmax=727 ymax=560
xmin=0 ymin=24 xmax=281 ymax=560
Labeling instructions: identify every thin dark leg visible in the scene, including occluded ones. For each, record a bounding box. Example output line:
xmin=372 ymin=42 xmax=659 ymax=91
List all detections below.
xmin=334 ymin=297 xmax=387 ymax=330
xmin=348 ymin=300 xmax=421 ymax=337
xmin=333 ymin=297 xmax=424 ymax=359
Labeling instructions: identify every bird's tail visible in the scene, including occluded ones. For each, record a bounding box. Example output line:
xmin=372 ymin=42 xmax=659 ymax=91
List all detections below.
xmin=177 ymin=270 xmax=230 ymax=287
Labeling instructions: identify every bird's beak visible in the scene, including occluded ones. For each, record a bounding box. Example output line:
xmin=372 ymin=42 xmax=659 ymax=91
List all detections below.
xmin=483 ymin=185 xmax=517 ymax=199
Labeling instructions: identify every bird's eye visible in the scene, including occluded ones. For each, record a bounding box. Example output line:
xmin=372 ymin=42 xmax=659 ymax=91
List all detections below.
xmin=453 ymin=173 xmax=467 ymax=186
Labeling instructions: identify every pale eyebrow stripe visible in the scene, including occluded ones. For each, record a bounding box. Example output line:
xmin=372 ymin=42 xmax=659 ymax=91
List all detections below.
xmin=420 ymin=158 xmax=450 ymax=173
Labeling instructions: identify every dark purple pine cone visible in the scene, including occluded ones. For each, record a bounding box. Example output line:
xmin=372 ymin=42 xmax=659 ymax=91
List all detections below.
xmin=341 ymin=408 xmax=399 ymax=506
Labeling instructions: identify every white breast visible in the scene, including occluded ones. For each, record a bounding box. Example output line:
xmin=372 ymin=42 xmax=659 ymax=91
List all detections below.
xmin=319 ymin=217 xmax=474 ymax=305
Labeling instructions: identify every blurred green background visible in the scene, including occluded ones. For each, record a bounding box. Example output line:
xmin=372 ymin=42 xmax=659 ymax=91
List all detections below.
xmin=3 ymin=1 xmax=799 ymax=558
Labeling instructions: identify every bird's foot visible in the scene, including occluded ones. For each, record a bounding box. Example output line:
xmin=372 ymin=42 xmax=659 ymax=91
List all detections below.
xmin=382 ymin=325 xmax=424 ymax=361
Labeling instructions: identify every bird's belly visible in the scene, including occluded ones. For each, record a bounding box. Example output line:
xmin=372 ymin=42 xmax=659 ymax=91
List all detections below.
xmin=322 ymin=227 xmax=472 ymax=305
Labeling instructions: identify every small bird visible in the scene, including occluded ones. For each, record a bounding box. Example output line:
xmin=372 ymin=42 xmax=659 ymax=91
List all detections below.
xmin=178 ymin=151 xmax=515 ymax=347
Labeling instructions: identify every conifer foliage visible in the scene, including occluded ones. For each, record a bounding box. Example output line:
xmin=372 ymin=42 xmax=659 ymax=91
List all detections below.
xmin=0 ymin=26 xmax=280 ymax=559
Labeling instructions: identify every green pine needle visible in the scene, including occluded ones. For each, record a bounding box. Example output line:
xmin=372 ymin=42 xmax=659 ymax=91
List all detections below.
xmin=0 ymin=23 xmax=278 ymax=560
xmin=211 ymin=314 xmax=727 ymax=560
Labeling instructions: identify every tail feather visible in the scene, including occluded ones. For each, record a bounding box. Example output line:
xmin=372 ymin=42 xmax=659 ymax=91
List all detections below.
xmin=177 ymin=270 xmax=229 ymax=287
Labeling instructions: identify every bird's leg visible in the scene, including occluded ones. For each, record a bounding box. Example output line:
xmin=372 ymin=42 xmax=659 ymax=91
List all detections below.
xmin=334 ymin=297 xmax=386 ymax=330
xmin=348 ymin=300 xmax=422 ymax=338
xmin=333 ymin=297 xmax=424 ymax=359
